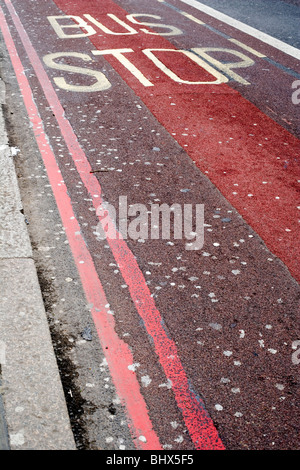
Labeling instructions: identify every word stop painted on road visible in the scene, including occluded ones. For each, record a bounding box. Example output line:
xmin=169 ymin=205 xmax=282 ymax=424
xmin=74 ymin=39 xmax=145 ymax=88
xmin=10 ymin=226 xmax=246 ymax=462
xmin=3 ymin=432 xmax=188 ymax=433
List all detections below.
xmin=43 ymin=13 xmax=255 ymax=91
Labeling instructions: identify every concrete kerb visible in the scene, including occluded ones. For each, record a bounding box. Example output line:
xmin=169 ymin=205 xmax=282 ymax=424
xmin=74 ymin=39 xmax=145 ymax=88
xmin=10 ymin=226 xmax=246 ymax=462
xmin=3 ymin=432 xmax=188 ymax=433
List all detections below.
xmin=0 ymin=77 xmax=76 ymax=450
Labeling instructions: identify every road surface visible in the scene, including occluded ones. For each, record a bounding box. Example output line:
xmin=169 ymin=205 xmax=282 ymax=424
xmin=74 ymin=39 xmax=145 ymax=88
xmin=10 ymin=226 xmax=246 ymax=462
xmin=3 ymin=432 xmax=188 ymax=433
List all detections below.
xmin=0 ymin=0 xmax=299 ymax=452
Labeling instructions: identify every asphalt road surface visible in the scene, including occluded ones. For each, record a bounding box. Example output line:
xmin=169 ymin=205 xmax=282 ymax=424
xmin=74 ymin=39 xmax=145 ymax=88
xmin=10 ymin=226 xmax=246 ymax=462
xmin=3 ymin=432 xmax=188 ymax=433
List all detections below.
xmin=0 ymin=0 xmax=299 ymax=452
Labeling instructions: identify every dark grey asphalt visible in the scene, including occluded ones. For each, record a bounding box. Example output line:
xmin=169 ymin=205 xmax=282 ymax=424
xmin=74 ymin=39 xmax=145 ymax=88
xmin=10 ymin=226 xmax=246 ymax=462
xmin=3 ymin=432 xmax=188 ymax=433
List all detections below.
xmin=193 ymin=0 xmax=300 ymax=48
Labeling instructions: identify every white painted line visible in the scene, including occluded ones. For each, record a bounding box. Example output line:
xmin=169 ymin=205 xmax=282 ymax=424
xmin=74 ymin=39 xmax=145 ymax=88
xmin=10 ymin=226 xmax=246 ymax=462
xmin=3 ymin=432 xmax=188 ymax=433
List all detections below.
xmin=178 ymin=0 xmax=300 ymax=60
xmin=228 ymin=39 xmax=266 ymax=58
xmin=181 ymin=12 xmax=205 ymax=25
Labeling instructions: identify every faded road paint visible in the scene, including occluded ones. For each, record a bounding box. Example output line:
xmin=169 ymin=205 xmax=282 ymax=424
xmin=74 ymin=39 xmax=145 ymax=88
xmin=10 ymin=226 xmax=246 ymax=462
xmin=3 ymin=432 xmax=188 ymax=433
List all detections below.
xmin=1 ymin=0 xmax=225 ymax=450
xmin=1 ymin=0 xmax=299 ymax=451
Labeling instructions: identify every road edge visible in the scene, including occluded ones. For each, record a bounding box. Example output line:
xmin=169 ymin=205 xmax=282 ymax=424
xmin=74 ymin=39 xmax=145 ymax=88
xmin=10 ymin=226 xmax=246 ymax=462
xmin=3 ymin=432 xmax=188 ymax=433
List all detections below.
xmin=0 ymin=77 xmax=76 ymax=450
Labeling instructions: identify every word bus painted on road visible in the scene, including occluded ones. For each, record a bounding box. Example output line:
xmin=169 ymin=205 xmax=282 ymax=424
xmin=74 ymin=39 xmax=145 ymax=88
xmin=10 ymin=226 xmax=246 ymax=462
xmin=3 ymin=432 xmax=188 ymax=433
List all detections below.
xmin=44 ymin=13 xmax=255 ymax=91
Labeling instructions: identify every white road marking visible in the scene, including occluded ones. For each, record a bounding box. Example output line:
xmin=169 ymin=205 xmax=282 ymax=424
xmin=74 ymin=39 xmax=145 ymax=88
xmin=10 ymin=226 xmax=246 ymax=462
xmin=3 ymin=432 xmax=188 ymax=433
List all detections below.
xmin=178 ymin=0 xmax=300 ymax=60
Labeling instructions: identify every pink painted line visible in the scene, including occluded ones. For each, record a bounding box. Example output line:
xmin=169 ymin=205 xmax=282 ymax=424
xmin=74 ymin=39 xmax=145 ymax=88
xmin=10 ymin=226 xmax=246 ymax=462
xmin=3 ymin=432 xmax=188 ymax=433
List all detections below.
xmin=2 ymin=0 xmax=225 ymax=450
xmin=0 ymin=4 xmax=161 ymax=451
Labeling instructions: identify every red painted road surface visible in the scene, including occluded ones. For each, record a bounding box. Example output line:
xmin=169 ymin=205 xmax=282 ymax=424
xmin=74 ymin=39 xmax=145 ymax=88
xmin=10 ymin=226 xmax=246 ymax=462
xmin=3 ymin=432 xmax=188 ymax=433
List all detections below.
xmin=0 ymin=0 xmax=299 ymax=451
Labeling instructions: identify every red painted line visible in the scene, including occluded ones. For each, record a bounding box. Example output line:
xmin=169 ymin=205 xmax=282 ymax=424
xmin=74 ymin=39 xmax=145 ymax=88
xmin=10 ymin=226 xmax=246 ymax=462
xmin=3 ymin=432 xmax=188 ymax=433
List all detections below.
xmin=2 ymin=0 xmax=225 ymax=450
xmin=53 ymin=0 xmax=299 ymax=282
xmin=0 ymin=4 xmax=161 ymax=451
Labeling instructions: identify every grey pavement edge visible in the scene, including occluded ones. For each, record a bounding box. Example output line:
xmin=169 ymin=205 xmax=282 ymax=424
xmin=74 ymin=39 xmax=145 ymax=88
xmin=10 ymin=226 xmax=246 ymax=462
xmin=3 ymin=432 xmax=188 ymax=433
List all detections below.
xmin=0 ymin=77 xmax=76 ymax=450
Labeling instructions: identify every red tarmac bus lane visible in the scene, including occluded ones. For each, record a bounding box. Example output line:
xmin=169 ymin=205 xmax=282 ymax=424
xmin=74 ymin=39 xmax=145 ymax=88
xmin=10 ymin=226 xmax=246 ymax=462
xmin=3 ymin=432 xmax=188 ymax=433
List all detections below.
xmin=159 ymin=0 xmax=300 ymax=139
xmin=1 ymin=0 xmax=225 ymax=450
xmin=52 ymin=0 xmax=300 ymax=282
xmin=165 ymin=0 xmax=300 ymax=70
xmin=1 ymin=0 xmax=300 ymax=451
xmin=128 ymin=0 xmax=300 ymax=138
